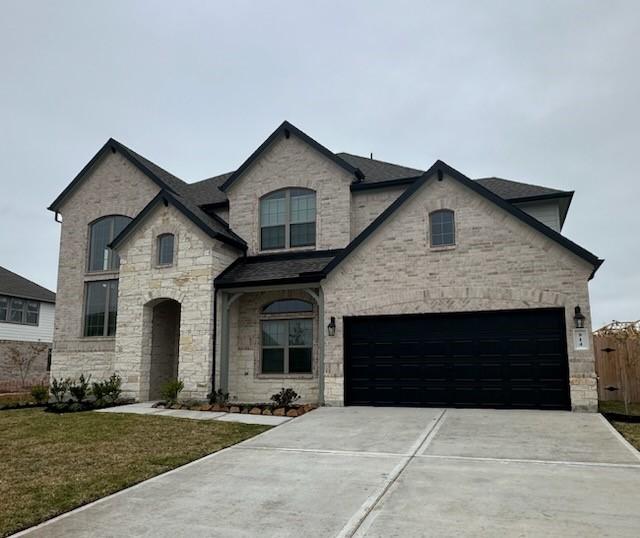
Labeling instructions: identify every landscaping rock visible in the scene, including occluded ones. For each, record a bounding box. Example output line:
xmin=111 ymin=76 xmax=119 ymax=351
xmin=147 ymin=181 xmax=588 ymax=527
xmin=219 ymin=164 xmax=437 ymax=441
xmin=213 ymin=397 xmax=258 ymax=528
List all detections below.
xmin=249 ymin=407 xmax=262 ymax=415
xmin=273 ymin=407 xmax=286 ymax=416
xmin=229 ymin=406 xmax=240 ymax=413
xmin=170 ymin=404 xmax=181 ymax=410
xmin=210 ymin=404 xmax=225 ymax=412
xmin=286 ymin=409 xmax=299 ymax=417
xmin=198 ymin=404 xmax=213 ymax=411
xmin=262 ymin=409 xmax=272 ymax=415
xmin=303 ymin=404 xmax=317 ymax=413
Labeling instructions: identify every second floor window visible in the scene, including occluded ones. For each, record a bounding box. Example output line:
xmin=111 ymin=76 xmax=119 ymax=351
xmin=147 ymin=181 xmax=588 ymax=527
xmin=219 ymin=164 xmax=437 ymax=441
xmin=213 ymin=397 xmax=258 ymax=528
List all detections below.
xmin=88 ymin=215 xmax=132 ymax=272
xmin=0 ymin=295 xmax=39 ymax=325
xmin=260 ymin=188 xmax=316 ymax=250
xmin=429 ymin=210 xmax=455 ymax=247
xmin=157 ymin=233 xmax=175 ymax=266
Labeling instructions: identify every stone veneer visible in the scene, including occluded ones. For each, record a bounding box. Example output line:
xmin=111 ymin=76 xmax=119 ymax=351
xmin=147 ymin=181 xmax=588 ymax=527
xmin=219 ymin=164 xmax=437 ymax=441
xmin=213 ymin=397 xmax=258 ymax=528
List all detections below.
xmin=322 ymin=173 xmax=598 ymax=411
xmin=225 ymin=133 xmax=354 ymax=255
xmin=50 ymin=151 xmax=161 ymax=382
xmin=115 ymin=203 xmax=239 ymax=400
xmin=220 ymin=289 xmax=320 ymax=404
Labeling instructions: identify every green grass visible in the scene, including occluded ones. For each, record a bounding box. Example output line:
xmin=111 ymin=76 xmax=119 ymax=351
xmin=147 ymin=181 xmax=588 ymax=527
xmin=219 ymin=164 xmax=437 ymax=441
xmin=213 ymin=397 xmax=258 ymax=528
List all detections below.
xmin=599 ymin=401 xmax=640 ymax=452
xmin=599 ymin=400 xmax=640 ymax=416
xmin=0 ymin=408 xmax=270 ymax=537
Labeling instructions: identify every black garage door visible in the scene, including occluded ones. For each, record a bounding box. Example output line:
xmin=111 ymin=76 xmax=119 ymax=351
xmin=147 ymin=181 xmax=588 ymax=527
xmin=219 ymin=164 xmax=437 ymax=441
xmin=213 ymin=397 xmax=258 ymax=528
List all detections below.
xmin=344 ymin=309 xmax=570 ymax=410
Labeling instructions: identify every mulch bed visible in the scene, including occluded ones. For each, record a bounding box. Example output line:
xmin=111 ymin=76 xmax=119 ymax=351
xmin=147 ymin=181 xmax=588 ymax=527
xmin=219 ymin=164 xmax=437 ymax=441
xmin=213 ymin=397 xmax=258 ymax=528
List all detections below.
xmin=152 ymin=401 xmax=317 ymax=418
xmin=602 ymin=412 xmax=640 ymax=423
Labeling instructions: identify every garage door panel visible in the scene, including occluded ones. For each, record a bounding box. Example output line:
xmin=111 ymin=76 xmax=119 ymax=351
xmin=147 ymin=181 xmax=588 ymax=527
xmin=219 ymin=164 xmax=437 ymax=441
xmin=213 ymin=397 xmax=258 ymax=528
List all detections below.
xmin=344 ymin=309 xmax=570 ymax=410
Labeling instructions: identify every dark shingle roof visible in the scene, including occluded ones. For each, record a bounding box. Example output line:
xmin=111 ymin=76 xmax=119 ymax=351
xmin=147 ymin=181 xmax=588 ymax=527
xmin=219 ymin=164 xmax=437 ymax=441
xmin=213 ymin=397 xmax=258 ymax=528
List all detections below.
xmin=337 ymin=153 xmax=424 ymax=182
xmin=474 ymin=177 xmax=568 ymax=200
xmin=0 ymin=266 xmax=56 ymax=303
xmin=182 ymin=172 xmax=232 ymax=206
xmin=215 ymin=250 xmax=342 ymax=288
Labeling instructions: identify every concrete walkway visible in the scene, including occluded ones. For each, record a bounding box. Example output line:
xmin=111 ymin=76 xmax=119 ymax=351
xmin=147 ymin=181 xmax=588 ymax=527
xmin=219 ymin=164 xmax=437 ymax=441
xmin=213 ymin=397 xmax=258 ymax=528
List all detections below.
xmin=14 ymin=408 xmax=640 ymax=537
xmin=95 ymin=401 xmax=292 ymax=425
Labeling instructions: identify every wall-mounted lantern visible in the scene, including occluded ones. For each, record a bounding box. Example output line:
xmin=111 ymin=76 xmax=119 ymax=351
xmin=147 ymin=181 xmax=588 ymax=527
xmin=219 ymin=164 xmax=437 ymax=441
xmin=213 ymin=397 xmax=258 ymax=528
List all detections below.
xmin=327 ymin=316 xmax=336 ymax=337
xmin=573 ymin=306 xmax=586 ymax=329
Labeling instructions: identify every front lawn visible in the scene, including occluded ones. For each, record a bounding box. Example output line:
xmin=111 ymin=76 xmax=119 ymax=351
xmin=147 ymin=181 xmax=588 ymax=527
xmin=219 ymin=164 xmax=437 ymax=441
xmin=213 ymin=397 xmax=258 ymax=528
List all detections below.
xmin=0 ymin=408 xmax=270 ymax=537
xmin=599 ymin=400 xmax=640 ymax=452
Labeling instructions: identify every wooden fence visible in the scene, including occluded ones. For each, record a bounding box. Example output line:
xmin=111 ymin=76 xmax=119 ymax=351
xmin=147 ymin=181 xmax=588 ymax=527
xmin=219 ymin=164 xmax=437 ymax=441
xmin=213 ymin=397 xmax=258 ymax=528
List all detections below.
xmin=594 ymin=333 xmax=640 ymax=403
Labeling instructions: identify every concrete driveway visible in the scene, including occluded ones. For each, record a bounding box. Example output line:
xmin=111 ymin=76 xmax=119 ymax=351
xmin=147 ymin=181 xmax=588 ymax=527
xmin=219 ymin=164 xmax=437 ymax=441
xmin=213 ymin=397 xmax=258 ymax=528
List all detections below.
xmin=16 ymin=408 xmax=640 ymax=537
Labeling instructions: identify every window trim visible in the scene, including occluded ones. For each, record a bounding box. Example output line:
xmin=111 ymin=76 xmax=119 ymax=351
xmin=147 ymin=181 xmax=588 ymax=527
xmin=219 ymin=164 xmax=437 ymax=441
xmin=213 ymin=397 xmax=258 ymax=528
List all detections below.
xmin=0 ymin=295 xmax=40 ymax=326
xmin=86 ymin=215 xmax=132 ymax=274
xmin=156 ymin=233 xmax=175 ymax=266
xmin=260 ymin=317 xmax=314 ymax=375
xmin=83 ymin=280 xmax=119 ymax=338
xmin=429 ymin=209 xmax=456 ymax=248
xmin=259 ymin=188 xmax=316 ymax=251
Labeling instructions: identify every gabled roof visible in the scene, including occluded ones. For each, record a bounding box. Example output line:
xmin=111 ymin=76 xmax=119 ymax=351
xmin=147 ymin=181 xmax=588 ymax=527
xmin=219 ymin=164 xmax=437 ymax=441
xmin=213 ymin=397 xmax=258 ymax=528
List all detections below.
xmin=109 ymin=189 xmax=247 ymax=252
xmin=48 ymin=138 xmax=189 ymax=212
xmin=0 ymin=266 xmax=56 ymax=303
xmin=321 ymin=160 xmax=603 ymax=279
xmin=338 ymin=152 xmax=424 ymax=182
xmin=215 ymin=250 xmax=342 ymax=289
xmin=219 ymin=121 xmax=365 ymax=191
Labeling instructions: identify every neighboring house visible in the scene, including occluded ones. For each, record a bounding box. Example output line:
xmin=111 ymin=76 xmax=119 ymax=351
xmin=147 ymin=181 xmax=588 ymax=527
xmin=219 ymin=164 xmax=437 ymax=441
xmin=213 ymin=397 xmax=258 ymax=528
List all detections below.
xmin=47 ymin=121 xmax=603 ymax=411
xmin=0 ymin=266 xmax=55 ymax=388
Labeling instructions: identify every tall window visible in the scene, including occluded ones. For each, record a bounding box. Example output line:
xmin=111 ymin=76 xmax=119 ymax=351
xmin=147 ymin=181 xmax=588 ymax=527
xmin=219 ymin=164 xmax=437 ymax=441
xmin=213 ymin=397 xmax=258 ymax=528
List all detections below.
xmin=261 ymin=299 xmax=313 ymax=374
xmin=429 ymin=210 xmax=455 ymax=247
xmin=84 ymin=280 xmax=118 ymax=337
xmin=260 ymin=188 xmax=316 ymax=250
xmin=88 ymin=215 xmax=132 ymax=272
xmin=157 ymin=233 xmax=175 ymax=266
xmin=0 ymin=296 xmax=39 ymax=325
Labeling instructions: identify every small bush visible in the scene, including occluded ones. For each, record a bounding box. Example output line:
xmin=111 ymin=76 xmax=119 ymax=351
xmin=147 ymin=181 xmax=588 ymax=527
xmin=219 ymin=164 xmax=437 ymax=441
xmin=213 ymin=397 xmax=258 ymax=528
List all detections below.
xmin=160 ymin=379 xmax=184 ymax=405
xmin=30 ymin=385 xmax=49 ymax=404
xmin=270 ymin=387 xmax=300 ymax=407
xmin=103 ymin=373 xmax=122 ymax=403
xmin=207 ymin=389 xmax=229 ymax=405
xmin=69 ymin=374 xmax=91 ymax=403
xmin=50 ymin=377 xmax=71 ymax=403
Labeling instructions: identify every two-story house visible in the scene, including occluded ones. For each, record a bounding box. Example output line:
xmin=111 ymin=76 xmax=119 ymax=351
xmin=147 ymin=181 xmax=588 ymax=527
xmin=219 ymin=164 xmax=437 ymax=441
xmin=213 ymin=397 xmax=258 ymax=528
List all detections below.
xmin=48 ymin=121 xmax=602 ymax=410
xmin=0 ymin=266 xmax=55 ymax=388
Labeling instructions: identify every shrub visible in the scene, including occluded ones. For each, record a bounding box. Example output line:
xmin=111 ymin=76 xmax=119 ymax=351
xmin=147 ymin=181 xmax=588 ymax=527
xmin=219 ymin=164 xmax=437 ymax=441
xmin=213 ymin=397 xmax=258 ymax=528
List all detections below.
xmin=50 ymin=377 xmax=71 ymax=403
xmin=92 ymin=380 xmax=107 ymax=405
xmin=30 ymin=385 xmax=49 ymax=404
xmin=69 ymin=374 xmax=91 ymax=403
xmin=207 ymin=389 xmax=229 ymax=405
xmin=160 ymin=378 xmax=184 ymax=405
xmin=103 ymin=373 xmax=122 ymax=403
xmin=270 ymin=387 xmax=300 ymax=407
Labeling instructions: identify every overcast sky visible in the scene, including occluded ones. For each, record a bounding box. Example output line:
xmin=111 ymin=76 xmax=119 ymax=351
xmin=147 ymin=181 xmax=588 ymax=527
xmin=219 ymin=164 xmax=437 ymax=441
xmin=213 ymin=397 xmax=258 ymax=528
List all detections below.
xmin=1 ymin=0 xmax=638 ymax=328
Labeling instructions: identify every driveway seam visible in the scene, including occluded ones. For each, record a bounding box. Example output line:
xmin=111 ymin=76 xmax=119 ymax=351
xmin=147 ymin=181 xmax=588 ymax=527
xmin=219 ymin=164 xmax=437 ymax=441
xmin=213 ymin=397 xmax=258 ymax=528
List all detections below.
xmin=335 ymin=409 xmax=448 ymax=538
xmin=415 ymin=453 xmax=640 ymax=469
xmin=234 ymin=445 xmax=405 ymax=458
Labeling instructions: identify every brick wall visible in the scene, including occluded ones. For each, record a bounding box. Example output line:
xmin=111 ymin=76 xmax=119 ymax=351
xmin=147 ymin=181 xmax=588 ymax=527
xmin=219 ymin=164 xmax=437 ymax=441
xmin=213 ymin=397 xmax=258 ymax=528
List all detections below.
xmin=0 ymin=340 xmax=50 ymax=389
xmin=322 ymin=173 xmax=598 ymax=411
xmin=51 ymin=151 xmax=160 ymax=382
xmin=225 ymin=133 xmax=354 ymax=254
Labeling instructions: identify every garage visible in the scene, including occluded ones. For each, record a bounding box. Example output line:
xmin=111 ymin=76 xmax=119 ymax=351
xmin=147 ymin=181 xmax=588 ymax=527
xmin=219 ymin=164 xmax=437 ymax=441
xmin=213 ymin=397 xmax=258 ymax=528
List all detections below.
xmin=344 ymin=308 xmax=570 ymax=410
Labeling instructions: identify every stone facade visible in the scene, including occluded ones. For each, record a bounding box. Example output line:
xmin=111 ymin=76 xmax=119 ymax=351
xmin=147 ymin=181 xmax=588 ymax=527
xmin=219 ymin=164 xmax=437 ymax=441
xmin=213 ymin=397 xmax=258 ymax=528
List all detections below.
xmin=322 ymin=173 xmax=597 ymax=410
xmin=114 ymin=203 xmax=239 ymax=400
xmin=221 ymin=289 xmax=320 ymax=404
xmin=225 ymin=134 xmax=354 ymax=255
xmin=51 ymin=151 xmax=160 ymax=382
xmin=50 ymin=129 xmax=599 ymax=410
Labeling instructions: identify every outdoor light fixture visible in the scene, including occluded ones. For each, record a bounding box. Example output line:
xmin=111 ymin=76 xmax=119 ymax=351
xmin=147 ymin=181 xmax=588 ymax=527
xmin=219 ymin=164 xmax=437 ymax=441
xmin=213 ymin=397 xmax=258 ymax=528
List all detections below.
xmin=573 ymin=306 xmax=586 ymax=329
xmin=327 ymin=316 xmax=336 ymax=336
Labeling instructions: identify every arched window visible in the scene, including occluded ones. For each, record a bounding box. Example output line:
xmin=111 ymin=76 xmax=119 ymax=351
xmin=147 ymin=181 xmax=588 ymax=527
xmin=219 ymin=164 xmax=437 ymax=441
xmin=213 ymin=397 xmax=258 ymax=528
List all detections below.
xmin=157 ymin=233 xmax=175 ymax=266
xmin=260 ymin=188 xmax=316 ymax=250
xmin=262 ymin=299 xmax=313 ymax=314
xmin=261 ymin=299 xmax=313 ymax=375
xmin=88 ymin=215 xmax=132 ymax=272
xmin=429 ymin=210 xmax=455 ymax=247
